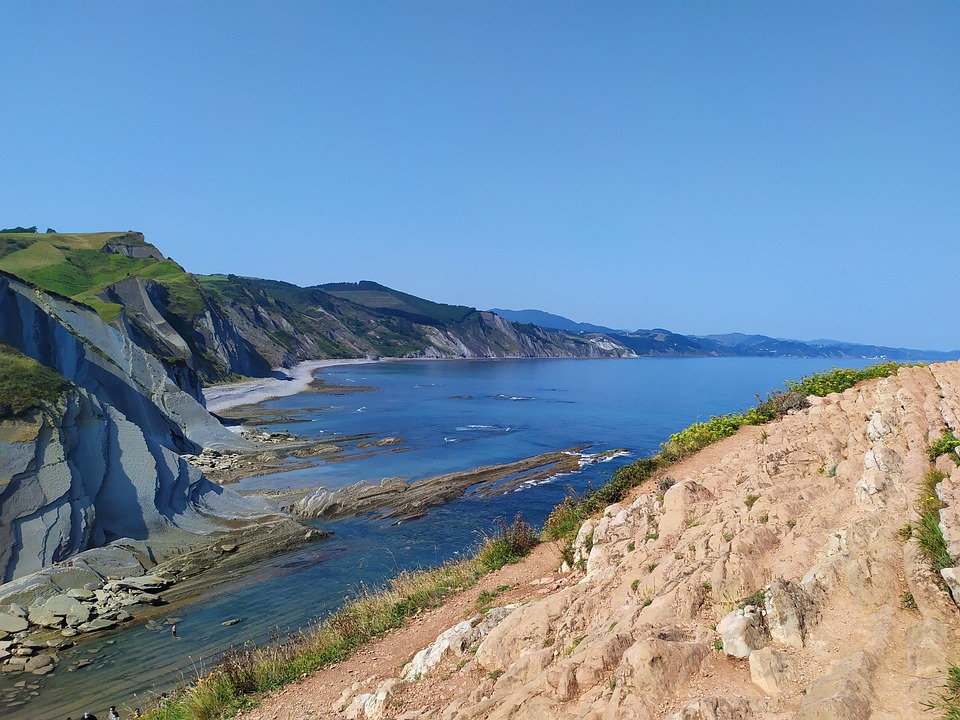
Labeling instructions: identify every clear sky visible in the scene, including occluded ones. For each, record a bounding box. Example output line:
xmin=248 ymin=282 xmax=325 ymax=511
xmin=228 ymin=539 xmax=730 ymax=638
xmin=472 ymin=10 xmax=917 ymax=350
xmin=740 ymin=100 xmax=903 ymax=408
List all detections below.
xmin=2 ymin=1 xmax=958 ymax=350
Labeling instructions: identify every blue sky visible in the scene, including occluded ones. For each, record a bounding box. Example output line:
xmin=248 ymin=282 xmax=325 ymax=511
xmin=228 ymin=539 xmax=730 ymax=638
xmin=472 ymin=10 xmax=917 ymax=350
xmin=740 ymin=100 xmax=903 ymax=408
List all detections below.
xmin=2 ymin=2 xmax=958 ymax=349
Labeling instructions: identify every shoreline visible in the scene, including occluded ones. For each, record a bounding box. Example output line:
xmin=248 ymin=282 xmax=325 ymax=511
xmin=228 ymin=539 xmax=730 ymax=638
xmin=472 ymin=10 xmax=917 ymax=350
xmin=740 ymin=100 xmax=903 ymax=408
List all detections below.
xmin=203 ymin=358 xmax=378 ymax=413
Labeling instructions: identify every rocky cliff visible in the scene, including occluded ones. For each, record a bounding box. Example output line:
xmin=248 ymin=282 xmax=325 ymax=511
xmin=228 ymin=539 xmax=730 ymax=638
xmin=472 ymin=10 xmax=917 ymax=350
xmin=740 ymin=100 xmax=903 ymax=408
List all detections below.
xmin=0 ymin=273 xmax=274 ymax=582
xmin=324 ymin=362 xmax=960 ymax=719
xmin=0 ymin=231 xmax=634 ymax=387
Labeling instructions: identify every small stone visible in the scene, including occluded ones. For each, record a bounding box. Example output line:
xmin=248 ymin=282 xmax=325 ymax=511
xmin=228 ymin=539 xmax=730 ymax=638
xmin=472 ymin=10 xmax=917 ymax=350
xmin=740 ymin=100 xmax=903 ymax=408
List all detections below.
xmin=0 ymin=615 xmax=29 ymax=634
xmin=78 ymin=618 xmax=117 ymax=632
xmin=222 ymin=618 xmax=242 ymax=626
xmin=24 ymin=655 xmax=54 ymax=672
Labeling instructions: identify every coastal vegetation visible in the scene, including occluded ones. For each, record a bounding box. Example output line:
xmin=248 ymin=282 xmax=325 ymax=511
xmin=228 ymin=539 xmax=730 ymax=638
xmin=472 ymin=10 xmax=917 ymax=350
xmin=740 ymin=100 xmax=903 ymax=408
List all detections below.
xmin=320 ymin=281 xmax=475 ymax=325
xmin=1 ymin=231 xmax=614 ymax=384
xmin=142 ymin=363 xmax=914 ymax=720
xmin=914 ymin=468 xmax=955 ymax=575
xmin=149 ymin=515 xmax=537 ymax=720
xmin=929 ymin=430 xmax=960 ymax=465
xmin=0 ymin=342 xmax=71 ymax=418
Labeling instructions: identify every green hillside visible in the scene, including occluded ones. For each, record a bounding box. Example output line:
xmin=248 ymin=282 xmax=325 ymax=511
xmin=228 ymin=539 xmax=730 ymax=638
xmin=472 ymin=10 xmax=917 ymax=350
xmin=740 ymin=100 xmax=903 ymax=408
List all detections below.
xmin=0 ymin=230 xmax=613 ymax=384
xmin=0 ymin=231 xmax=169 ymax=322
xmin=319 ymin=281 xmax=475 ymax=325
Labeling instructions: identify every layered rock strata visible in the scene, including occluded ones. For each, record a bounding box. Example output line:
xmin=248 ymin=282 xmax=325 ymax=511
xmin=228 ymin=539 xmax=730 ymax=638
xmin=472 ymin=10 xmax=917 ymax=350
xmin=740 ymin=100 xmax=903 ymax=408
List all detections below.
xmin=292 ymin=450 xmax=619 ymax=522
xmin=335 ymin=362 xmax=960 ymax=719
xmin=0 ymin=273 xmax=276 ymax=582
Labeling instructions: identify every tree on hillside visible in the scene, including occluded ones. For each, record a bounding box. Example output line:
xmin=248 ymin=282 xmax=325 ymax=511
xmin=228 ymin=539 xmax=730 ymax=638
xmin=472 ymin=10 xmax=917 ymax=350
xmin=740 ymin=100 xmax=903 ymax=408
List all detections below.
xmin=0 ymin=226 xmax=38 ymax=233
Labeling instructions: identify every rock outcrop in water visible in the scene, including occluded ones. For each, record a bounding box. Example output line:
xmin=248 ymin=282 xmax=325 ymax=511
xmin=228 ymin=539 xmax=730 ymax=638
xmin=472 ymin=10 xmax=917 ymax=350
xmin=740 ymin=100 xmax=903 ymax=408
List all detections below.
xmin=292 ymin=450 xmax=589 ymax=522
xmin=325 ymin=362 xmax=960 ymax=719
xmin=0 ymin=272 xmax=276 ymax=582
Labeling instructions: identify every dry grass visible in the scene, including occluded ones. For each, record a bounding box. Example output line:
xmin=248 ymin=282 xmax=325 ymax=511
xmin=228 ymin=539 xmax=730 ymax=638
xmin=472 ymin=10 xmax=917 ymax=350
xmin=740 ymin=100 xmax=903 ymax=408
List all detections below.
xmin=150 ymin=517 xmax=537 ymax=720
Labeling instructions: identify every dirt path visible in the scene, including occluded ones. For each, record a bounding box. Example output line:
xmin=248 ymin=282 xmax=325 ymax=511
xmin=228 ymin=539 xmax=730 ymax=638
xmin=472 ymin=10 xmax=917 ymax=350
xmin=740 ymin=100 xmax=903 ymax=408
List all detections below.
xmin=236 ymin=543 xmax=564 ymax=720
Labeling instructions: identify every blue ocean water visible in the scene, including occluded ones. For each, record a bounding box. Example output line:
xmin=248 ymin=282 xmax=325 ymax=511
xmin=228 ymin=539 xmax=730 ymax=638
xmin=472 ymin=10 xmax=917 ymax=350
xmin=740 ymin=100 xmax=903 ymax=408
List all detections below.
xmin=10 ymin=357 xmax=869 ymax=719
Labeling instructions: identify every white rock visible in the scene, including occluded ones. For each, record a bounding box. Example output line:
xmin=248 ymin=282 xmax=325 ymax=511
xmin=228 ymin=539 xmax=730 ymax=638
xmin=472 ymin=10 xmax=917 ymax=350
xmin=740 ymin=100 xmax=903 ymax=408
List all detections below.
xmin=0 ymin=614 xmax=29 ymax=634
xmin=402 ymin=606 xmax=515 ymax=680
xmin=43 ymin=594 xmax=90 ymax=622
xmin=345 ymin=678 xmax=405 ymax=719
xmin=721 ymin=606 xmax=768 ymax=659
xmin=941 ymin=567 xmax=960 ymax=607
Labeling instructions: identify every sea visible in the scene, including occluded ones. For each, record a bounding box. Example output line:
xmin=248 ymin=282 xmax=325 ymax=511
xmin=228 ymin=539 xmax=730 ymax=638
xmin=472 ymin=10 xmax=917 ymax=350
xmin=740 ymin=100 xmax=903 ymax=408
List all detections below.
xmin=5 ymin=357 xmax=872 ymax=719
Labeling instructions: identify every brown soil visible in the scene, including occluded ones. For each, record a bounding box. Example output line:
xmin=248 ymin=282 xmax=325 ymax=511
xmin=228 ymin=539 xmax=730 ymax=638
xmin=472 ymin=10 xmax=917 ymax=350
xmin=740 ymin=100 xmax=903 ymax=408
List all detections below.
xmin=235 ymin=543 xmax=564 ymax=720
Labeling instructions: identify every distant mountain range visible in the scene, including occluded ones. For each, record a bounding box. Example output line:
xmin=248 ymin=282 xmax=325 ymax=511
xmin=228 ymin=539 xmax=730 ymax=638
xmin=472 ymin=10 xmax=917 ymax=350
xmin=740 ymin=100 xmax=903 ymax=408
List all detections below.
xmin=490 ymin=309 xmax=960 ymax=362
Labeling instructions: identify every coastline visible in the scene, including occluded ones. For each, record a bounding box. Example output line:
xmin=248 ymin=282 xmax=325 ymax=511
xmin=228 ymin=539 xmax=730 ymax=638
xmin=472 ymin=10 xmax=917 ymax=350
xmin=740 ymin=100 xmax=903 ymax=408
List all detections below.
xmin=203 ymin=358 xmax=377 ymax=413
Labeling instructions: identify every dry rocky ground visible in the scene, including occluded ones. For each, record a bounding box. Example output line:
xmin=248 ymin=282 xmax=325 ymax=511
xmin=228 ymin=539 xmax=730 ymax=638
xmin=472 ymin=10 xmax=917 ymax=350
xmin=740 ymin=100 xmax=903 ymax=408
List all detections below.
xmin=237 ymin=362 xmax=960 ymax=720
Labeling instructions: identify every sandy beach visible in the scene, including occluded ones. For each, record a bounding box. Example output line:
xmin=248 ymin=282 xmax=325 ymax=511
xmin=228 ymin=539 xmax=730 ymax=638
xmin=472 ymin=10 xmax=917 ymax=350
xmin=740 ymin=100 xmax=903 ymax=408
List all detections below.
xmin=203 ymin=358 xmax=377 ymax=413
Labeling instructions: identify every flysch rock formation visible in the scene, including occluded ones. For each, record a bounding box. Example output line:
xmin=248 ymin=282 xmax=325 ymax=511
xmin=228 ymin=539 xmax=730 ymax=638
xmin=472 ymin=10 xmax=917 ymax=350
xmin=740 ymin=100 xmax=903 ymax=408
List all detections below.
xmin=292 ymin=450 xmax=590 ymax=522
xmin=337 ymin=362 xmax=960 ymax=720
xmin=0 ymin=272 xmax=279 ymax=583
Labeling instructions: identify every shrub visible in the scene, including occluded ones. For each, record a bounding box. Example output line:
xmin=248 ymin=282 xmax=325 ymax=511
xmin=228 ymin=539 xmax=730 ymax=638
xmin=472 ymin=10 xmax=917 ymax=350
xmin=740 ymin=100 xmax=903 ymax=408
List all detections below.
xmin=477 ymin=514 xmax=538 ymax=572
xmin=929 ymin=431 xmax=960 ymax=466
xmin=915 ymin=470 xmax=954 ymax=574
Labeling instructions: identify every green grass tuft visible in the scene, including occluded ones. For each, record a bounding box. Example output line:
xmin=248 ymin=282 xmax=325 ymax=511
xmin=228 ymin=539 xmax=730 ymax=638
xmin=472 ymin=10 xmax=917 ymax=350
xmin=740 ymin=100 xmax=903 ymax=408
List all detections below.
xmin=0 ymin=343 xmax=72 ymax=417
xmin=915 ymin=469 xmax=954 ymax=574
xmin=929 ymin=430 xmax=960 ymax=466
xmin=923 ymin=665 xmax=960 ymax=719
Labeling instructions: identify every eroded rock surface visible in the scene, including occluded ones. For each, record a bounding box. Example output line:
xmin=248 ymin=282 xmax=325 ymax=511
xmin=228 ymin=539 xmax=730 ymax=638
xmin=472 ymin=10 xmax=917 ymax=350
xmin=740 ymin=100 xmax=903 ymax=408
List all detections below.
xmin=0 ymin=273 xmax=278 ymax=582
xmin=322 ymin=362 xmax=960 ymax=719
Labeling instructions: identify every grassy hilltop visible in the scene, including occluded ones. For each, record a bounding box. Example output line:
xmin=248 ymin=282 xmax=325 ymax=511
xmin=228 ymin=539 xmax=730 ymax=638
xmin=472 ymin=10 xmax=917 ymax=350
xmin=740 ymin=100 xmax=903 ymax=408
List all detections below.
xmin=0 ymin=231 xmax=197 ymax=323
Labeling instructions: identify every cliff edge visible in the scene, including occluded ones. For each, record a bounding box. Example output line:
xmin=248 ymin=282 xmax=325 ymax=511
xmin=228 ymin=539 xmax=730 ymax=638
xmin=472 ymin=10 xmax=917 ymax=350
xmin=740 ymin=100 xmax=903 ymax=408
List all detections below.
xmin=264 ymin=362 xmax=960 ymax=720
